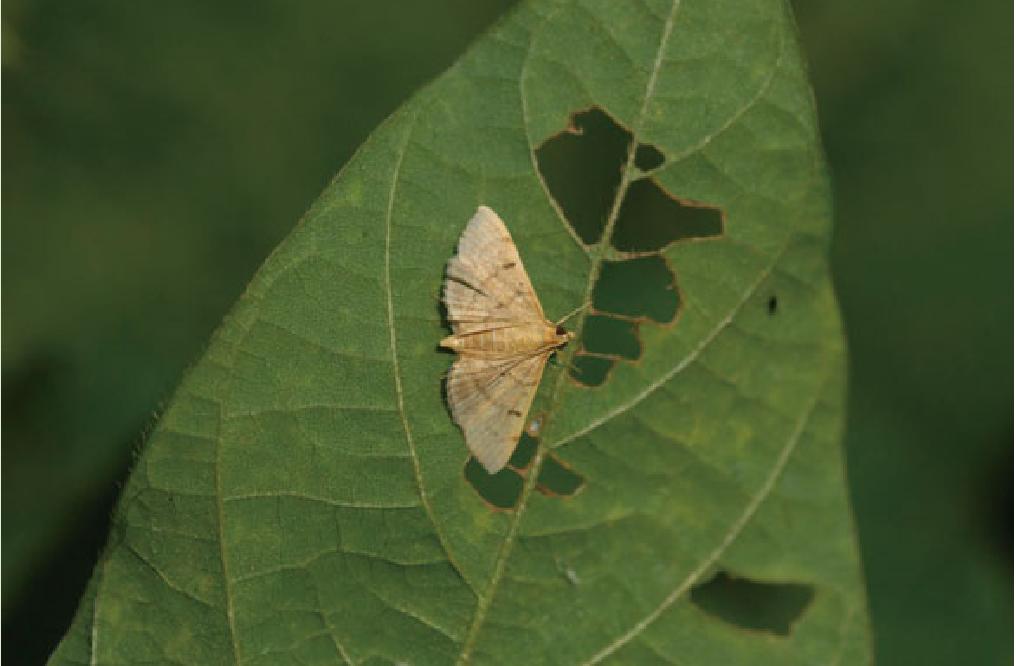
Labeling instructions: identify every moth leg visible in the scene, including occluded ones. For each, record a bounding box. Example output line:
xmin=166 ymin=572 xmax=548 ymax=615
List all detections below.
xmin=548 ymin=351 xmax=582 ymax=376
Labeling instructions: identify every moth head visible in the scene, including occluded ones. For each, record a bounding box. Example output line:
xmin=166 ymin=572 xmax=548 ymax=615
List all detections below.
xmin=555 ymin=325 xmax=575 ymax=345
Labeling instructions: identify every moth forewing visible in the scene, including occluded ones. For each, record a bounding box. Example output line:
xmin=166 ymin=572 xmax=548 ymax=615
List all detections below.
xmin=441 ymin=206 xmax=573 ymax=473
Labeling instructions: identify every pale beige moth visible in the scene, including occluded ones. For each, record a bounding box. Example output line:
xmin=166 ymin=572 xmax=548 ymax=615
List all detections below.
xmin=441 ymin=206 xmax=574 ymax=474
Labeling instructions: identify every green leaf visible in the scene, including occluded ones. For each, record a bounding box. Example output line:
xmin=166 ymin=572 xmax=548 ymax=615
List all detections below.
xmin=50 ymin=0 xmax=870 ymax=664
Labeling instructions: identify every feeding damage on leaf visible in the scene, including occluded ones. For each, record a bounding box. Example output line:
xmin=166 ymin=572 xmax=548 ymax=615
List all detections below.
xmin=690 ymin=571 xmax=816 ymax=637
xmin=535 ymin=107 xmax=726 ymax=387
xmin=450 ymin=107 xmax=730 ymax=507
xmin=464 ymin=434 xmax=585 ymax=510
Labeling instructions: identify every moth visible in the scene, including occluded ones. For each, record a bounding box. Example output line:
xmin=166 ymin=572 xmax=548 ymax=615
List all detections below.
xmin=441 ymin=206 xmax=575 ymax=474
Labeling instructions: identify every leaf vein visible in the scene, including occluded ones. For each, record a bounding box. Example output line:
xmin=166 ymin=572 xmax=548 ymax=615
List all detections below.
xmin=214 ymin=405 xmax=243 ymax=664
xmin=550 ymin=244 xmax=786 ymax=450
xmin=663 ymin=14 xmax=786 ymax=167
xmin=519 ymin=14 xmax=590 ymax=256
xmin=382 ymin=111 xmax=476 ymax=596
xmin=88 ymin=555 xmax=107 ymax=666
xmin=224 ymin=491 xmax=419 ymax=510
xmin=579 ymin=366 xmax=830 ymax=665
xmin=123 ymin=543 xmax=214 ymax=610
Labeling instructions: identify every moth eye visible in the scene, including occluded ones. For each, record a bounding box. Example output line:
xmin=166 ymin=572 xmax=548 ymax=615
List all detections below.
xmin=556 ymin=325 xmax=567 ymax=336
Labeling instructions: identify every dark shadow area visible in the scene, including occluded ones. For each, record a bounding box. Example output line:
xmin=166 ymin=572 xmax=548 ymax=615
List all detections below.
xmin=2 ymin=353 xmax=73 ymax=458
xmin=611 ymin=179 xmax=724 ymax=253
xmin=690 ymin=571 xmax=815 ymax=636
xmin=976 ymin=432 xmax=1013 ymax=567
xmin=593 ymin=256 xmax=679 ymax=323
xmin=1 ymin=425 xmax=136 ymax=664
xmin=464 ymin=457 xmax=523 ymax=510
xmin=569 ymin=354 xmax=614 ymax=387
xmin=536 ymin=456 xmax=584 ymax=496
xmin=535 ymin=108 xmax=631 ymax=244
xmin=580 ymin=315 xmax=641 ymax=360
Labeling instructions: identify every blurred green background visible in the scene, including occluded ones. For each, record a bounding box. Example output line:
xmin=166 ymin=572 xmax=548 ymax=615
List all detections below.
xmin=3 ymin=1 xmax=1010 ymax=663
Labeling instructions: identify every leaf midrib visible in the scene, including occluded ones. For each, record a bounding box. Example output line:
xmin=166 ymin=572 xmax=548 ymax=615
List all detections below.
xmin=455 ymin=1 xmax=685 ymax=662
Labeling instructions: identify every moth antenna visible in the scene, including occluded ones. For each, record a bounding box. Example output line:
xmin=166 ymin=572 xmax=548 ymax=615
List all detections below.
xmin=555 ymin=301 xmax=591 ymax=327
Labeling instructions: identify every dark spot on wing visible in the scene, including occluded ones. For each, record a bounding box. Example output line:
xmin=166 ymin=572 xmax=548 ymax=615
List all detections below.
xmin=507 ymin=409 xmax=522 ymax=417
xmin=502 ymin=261 xmax=516 ymax=269
xmin=449 ymin=275 xmax=487 ymax=297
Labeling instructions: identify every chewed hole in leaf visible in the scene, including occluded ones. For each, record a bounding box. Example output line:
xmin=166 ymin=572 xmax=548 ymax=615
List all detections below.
xmin=569 ymin=354 xmax=614 ymax=387
xmin=465 ymin=457 xmax=522 ymax=510
xmin=465 ymin=434 xmax=583 ymax=507
xmin=535 ymin=107 xmax=630 ymax=244
xmin=634 ymin=142 xmax=666 ymax=172
xmin=580 ymin=314 xmax=640 ymax=360
xmin=593 ymin=256 xmax=679 ymax=323
xmin=690 ymin=571 xmax=815 ymax=636
xmin=508 ymin=433 xmax=538 ymax=470
xmin=611 ymin=178 xmax=724 ymax=253
xmin=536 ymin=456 xmax=584 ymax=496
